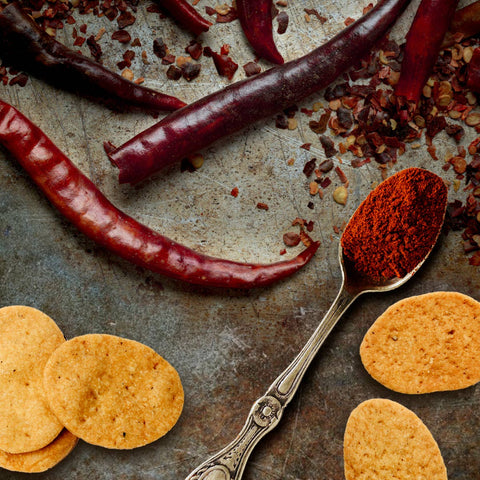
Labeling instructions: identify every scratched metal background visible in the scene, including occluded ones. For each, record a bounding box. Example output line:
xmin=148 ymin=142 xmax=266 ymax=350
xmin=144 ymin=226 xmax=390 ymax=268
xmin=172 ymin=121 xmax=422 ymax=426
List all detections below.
xmin=0 ymin=0 xmax=479 ymax=479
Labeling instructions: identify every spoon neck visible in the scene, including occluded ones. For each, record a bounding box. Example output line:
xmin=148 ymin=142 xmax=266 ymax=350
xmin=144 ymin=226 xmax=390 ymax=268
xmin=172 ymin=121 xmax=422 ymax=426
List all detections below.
xmin=268 ymin=285 xmax=358 ymax=404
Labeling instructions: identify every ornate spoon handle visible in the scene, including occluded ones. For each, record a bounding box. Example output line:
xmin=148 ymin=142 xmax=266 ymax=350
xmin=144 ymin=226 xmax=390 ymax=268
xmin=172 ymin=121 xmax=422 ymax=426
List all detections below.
xmin=185 ymin=286 xmax=357 ymax=480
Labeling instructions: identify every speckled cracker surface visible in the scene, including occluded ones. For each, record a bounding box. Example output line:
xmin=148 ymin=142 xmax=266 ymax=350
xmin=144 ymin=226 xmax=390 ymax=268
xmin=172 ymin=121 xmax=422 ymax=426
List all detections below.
xmin=0 ymin=306 xmax=65 ymax=454
xmin=360 ymin=291 xmax=480 ymax=394
xmin=344 ymin=398 xmax=447 ymax=480
xmin=43 ymin=334 xmax=184 ymax=449
xmin=0 ymin=429 xmax=77 ymax=473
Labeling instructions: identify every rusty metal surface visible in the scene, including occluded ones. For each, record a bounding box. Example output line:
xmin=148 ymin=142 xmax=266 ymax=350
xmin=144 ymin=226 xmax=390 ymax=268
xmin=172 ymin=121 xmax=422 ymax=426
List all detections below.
xmin=0 ymin=0 xmax=479 ymax=479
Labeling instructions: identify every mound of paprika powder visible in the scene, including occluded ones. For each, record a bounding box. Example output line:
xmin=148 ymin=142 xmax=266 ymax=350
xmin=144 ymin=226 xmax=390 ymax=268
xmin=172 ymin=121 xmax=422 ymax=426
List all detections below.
xmin=341 ymin=168 xmax=447 ymax=281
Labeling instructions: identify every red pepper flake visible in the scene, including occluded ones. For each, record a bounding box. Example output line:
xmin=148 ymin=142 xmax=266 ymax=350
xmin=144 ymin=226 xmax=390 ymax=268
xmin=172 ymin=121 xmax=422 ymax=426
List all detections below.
xmin=73 ymin=36 xmax=86 ymax=47
xmin=283 ymin=232 xmax=301 ymax=247
xmin=9 ymin=73 xmax=28 ymax=87
xmin=153 ymin=38 xmax=168 ymax=59
xmin=344 ymin=17 xmax=355 ymax=26
xmin=117 ymin=11 xmax=135 ymax=29
xmin=299 ymin=230 xmax=314 ymax=247
xmin=166 ymin=65 xmax=182 ymax=80
xmin=335 ymin=166 xmax=348 ymax=183
xmin=86 ymin=35 xmax=102 ymax=60
xmin=162 ymin=54 xmax=176 ymax=65
xmin=303 ymin=158 xmax=317 ymax=177
xmin=277 ymin=11 xmax=289 ymax=34
xmin=319 ymin=135 xmax=337 ymax=157
xmin=230 ymin=187 xmax=239 ymax=197
xmin=303 ymin=8 xmax=327 ymax=23
xmin=300 ymin=143 xmax=312 ymax=150
xmin=112 ymin=30 xmax=131 ymax=44
xmin=79 ymin=24 xmax=87 ymax=34
xmin=243 ymin=61 xmax=261 ymax=77
xmin=181 ymin=62 xmax=201 ymax=81
xmin=203 ymin=46 xmax=238 ymax=80
xmin=257 ymin=202 xmax=269 ymax=211
xmin=186 ymin=40 xmax=203 ymax=60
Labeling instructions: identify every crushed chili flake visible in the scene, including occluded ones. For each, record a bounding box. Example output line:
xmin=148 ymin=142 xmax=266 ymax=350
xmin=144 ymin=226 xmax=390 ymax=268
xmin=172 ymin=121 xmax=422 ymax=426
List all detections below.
xmin=277 ymin=11 xmax=289 ymax=34
xmin=257 ymin=202 xmax=269 ymax=211
xmin=112 ymin=29 xmax=131 ymax=43
xmin=166 ymin=65 xmax=182 ymax=80
xmin=243 ymin=61 xmax=261 ymax=77
xmin=86 ymin=35 xmax=102 ymax=60
xmin=303 ymin=8 xmax=326 ymax=24
xmin=283 ymin=232 xmax=301 ymax=247
xmin=9 ymin=73 xmax=28 ymax=87
xmin=204 ymin=46 xmax=238 ymax=80
xmin=181 ymin=62 xmax=201 ymax=81
xmin=186 ymin=40 xmax=203 ymax=60
xmin=303 ymin=158 xmax=317 ymax=177
xmin=153 ymin=38 xmax=168 ymax=59
xmin=319 ymin=135 xmax=337 ymax=158
xmin=230 ymin=187 xmax=239 ymax=197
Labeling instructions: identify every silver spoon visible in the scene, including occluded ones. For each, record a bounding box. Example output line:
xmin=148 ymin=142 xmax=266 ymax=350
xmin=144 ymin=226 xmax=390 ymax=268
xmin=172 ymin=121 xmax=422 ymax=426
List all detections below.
xmin=185 ymin=187 xmax=446 ymax=480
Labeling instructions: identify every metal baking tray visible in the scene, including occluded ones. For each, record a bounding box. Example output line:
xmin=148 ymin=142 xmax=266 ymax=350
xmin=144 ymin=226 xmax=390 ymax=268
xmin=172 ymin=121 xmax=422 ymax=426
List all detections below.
xmin=0 ymin=0 xmax=479 ymax=478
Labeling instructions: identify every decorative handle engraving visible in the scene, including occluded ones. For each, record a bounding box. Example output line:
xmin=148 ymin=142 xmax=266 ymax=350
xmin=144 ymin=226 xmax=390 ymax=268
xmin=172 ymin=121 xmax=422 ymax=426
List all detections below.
xmin=185 ymin=286 xmax=357 ymax=480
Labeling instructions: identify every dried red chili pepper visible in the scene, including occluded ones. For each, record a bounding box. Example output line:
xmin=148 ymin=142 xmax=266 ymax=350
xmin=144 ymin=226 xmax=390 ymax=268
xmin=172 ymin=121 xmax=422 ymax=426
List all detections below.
xmin=154 ymin=0 xmax=211 ymax=36
xmin=443 ymin=0 xmax=480 ymax=48
xmin=108 ymin=0 xmax=411 ymax=184
xmin=236 ymin=0 xmax=284 ymax=64
xmin=0 ymin=3 xmax=186 ymax=112
xmin=341 ymin=168 xmax=447 ymax=281
xmin=0 ymin=99 xmax=318 ymax=289
xmin=395 ymin=0 xmax=459 ymax=103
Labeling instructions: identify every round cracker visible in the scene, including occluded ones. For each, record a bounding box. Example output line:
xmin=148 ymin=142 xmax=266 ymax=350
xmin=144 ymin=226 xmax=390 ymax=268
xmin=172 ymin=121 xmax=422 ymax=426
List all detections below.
xmin=344 ymin=398 xmax=447 ymax=480
xmin=0 ymin=429 xmax=77 ymax=473
xmin=0 ymin=306 xmax=65 ymax=453
xmin=360 ymin=292 xmax=480 ymax=394
xmin=43 ymin=334 xmax=184 ymax=449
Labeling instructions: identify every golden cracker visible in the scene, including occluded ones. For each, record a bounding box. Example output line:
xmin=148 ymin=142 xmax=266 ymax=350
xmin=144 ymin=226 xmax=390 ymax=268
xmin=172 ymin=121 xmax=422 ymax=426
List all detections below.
xmin=43 ymin=334 xmax=184 ymax=449
xmin=0 ymin=429 xmax=77 ymax=473
xmin=344 ymin=398 xmax=447 ymax=480
xmin=360 ymin=291 xmax=480 ymax=394
xmin=0 ymin=306 xmax=65 ymax=453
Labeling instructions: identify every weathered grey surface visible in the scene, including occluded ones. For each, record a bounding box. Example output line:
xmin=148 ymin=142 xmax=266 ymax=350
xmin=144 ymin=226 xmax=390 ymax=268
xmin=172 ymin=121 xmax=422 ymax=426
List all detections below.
xmin=0 ymin=0 xmax=479 ymax=479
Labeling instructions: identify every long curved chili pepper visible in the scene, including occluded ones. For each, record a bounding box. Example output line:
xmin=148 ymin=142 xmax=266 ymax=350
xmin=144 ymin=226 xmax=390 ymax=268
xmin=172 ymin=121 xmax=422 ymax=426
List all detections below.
xmin=108 ymin=0 xmax=411 ymax=185
xmin=443 ymin=0 xmax=480 ymax=48
xmin=0 ymin=99 xmax=318 ymax=289
xmin=236 ymin=0 xmax=284 ymax=64
xmin=155 ymin=0 xmax=211 ymax=36
xmin=395 ymin=0 xmax=459 ymax=103
xmin=0 ymin=3 xmax=186 ymax=112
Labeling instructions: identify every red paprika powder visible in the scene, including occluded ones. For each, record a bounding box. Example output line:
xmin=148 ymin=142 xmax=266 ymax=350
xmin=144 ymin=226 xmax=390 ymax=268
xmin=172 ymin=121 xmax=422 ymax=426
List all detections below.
xmin=341 ymin=168 xmax=447 ymax=281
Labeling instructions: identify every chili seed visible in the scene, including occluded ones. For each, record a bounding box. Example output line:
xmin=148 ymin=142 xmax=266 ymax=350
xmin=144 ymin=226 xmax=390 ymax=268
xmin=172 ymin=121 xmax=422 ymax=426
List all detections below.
xmin=466 ymin=113 xmax=480 ymax=127
xmin=333 ymin=186 xmax=348 ymax=205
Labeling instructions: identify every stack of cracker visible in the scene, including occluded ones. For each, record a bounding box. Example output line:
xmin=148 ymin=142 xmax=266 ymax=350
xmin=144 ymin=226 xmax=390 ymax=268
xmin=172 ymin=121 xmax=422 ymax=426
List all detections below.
xmin=0 ymin=305 xmax=184 ymax=473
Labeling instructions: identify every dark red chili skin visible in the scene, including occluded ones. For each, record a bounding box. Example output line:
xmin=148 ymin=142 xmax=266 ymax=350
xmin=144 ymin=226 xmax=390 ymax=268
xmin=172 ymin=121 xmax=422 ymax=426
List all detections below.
xmin=0 ymin=3 xmax=186 ymax=112
xmin=156 ymin=0 xmax=211 ymax=36
xmin=108 ymin=0 xmax=411 ymax=185
xmin=236 ymin=0 xmax=284 ymax=64
xmin=0 ymin=99 xmax=318 ymax=289
xmin=443 ymin=0 xmax=480 ymax=48
xmin=466 ymin=47 xmax=480 ymax=92
xmin=395 ymin=0 xmax=459 ymax=103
